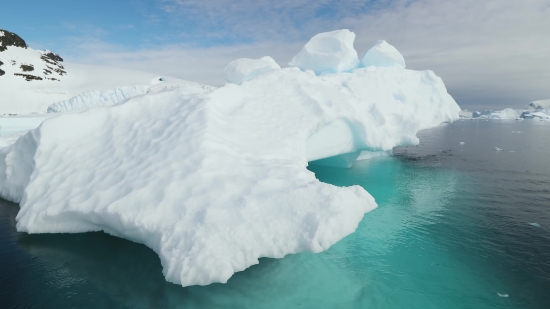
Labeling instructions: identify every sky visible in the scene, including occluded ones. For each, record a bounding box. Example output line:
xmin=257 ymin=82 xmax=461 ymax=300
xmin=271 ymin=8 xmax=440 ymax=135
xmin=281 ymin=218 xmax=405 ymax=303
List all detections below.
xmin=1 ymin=0 xmax=549 ymax=110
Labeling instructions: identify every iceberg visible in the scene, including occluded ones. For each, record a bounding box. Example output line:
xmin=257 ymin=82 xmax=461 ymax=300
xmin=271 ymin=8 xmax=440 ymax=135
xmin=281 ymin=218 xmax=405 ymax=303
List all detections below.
xmin=360 ymin=40 xmax=406 ymax=68
xmin=223 ymin=56 xmax=280 ymax=84
xmin=0 ymin=30 xmax=460 ymax=287
xmin=47 ymin=82 xmax=213 ymax=113
xmin=288 ymin=29 xmax=359 ymax=75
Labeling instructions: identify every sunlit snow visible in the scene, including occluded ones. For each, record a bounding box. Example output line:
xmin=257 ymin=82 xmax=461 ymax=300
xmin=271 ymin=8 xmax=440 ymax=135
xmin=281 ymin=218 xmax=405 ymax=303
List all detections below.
xmin=0 ymin=29 xmax=460 ymax=287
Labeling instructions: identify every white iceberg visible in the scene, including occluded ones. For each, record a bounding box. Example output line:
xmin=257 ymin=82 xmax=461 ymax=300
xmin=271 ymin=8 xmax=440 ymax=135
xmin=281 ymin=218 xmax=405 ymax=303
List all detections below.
xmin=288 ymin=29 xmax=359 ymax=75
xmin=223 ymin=56 xmax=280 ymax=84
xmin=47 ymin=82 xmax=213 ymax=113
xmin=360 ymin=40 xmax=406 ymax=68
xmin=0 ymin=29 xmax=460 ymax=287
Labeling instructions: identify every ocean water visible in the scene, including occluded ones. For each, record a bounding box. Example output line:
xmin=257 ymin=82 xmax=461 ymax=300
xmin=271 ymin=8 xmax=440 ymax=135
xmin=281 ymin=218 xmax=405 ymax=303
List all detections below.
xmin=1 ymin=120 xmax=549 ymax=308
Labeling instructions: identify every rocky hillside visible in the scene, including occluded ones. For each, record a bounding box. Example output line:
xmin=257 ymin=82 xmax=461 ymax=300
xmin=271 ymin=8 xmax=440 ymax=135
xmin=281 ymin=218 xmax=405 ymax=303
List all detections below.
xmin=0 ymin=29 xmax=66 ymax=81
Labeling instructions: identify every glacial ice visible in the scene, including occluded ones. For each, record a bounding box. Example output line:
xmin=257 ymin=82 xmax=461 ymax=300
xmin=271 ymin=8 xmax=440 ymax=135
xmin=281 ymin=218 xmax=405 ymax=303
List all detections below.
xmin=223 ymin=56 xmax=280 ymax=84
xmin=288 ymin=29 xmax=359 ymax=75
xmin=360 ymin=40 xmax=406 ymax=68
xmin=0 ymin=29 xmax=460 ymax=287
xmin=47 ymin=86 xmax=146 ymax=113
xmin=47 ymin=82 xmax=213 ymax=113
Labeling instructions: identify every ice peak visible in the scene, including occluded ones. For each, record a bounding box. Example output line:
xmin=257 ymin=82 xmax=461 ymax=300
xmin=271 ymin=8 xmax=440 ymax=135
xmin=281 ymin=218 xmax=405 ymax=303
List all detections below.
xmin=361 ymin=40 xmax=406 ymax=69
xmin=223 ymin=56 xmax=280 ymax=84
xmin=289 ymin=29 xmax=359 ymax=75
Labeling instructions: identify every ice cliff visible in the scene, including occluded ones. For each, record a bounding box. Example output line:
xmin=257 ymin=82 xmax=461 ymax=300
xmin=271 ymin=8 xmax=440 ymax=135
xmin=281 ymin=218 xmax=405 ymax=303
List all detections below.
xmin=0 ymin=29 xmax=460 ymax=287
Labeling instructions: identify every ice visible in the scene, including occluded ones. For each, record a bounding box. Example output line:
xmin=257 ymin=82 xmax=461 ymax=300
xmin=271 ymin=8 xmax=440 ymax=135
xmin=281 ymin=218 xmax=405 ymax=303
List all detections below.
xmin=47 ymin=86 xmax=146 ymax=113
xmin=0 ymin=114 xmax=54 ymax=137
xmin=0 ymin=30 xmax=460 ymax=287
xmin=528 ymin=222 xmax=540 ymax=227
xmin=495 ymin=147 xmax=503 ymax=151
xmin=497 ymin=293 xmax=509 ymax=298
xmin=459 ymin=142 xmax=465 ymax=145
xmin=288 ymin=29 xmax=359 ymax=75
xmin=47 ymin=83 xmax=212 ymax=113
xmin=360 ymin=40 xmax=406 ymax=68
xmin=223 ymin=56 xmax=280 ymax=84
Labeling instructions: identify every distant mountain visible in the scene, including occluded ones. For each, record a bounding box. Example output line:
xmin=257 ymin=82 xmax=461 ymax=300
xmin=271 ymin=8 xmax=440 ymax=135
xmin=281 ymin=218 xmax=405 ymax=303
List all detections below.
xmin=0 ymin=29 xmax=66 ymax=81
xmin=0 ymin=29 xmax=214 ymax=115
xmin=528 ymin=99 xmax=550 ymax=110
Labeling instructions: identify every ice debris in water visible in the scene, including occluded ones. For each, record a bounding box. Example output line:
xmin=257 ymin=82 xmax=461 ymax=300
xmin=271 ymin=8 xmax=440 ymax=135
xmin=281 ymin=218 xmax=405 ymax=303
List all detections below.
xmin=223 ymin=56 xmax=280 ymax=84
xmin=360 ymin=40 xmax=406 ymax=68
xmin=0 ymin=29 xmax=460 ymax=287
xmin=459 ymin=142 xmax=465 ymax=145
xmin=497 ymin=293 xmax=509 ymax=298
xmin=528 ymin=222 xmax=540 ymax=227
xmin=495 ymin=147 xmax=503 ymax=151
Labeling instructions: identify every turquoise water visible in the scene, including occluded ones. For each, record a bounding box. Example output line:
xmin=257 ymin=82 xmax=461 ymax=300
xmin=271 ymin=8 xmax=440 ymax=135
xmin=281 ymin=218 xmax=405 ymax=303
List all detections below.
xmin=1 ymin=120 xmax=549 ymax=308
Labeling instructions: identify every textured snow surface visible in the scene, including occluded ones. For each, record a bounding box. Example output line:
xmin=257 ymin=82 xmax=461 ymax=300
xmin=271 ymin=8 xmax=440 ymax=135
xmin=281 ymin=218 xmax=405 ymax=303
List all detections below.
xmin=0 ymin=29 xmax=460 ymax=287
xmin=289 ymin=29 xmax=359 ymax=75
xmin=47 ymin=82 xmax=213 ymax=113
xmin=361 ymin=40 xmax=406 ymax=68
xmin=223 ymin=56 xmax=280 ymax=84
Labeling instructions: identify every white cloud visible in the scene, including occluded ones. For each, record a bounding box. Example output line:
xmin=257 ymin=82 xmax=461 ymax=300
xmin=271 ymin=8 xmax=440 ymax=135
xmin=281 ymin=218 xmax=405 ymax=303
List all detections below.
xmin=66 ymin=0 xmax=550 ymax=109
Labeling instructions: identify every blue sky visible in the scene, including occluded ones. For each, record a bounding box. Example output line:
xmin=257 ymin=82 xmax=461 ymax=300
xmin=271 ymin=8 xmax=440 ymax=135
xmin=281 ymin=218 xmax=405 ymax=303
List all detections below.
xmin=2 ymin=0 xmax=550 ymax=109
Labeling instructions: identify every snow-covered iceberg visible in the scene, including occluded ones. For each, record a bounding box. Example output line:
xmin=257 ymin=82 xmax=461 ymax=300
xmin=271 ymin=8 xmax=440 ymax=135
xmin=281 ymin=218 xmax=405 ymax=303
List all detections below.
xmin=360 ymin=40 xmax=406 ymax=68
xmin=0 ymin=30 xmax=460 ymax=287
xmin=223 ymin=56 xmax=280 ymax=84
xmin=47 ymin=82 xmax=214 ymax=113
xmin=288 ymin=29 xmax=359 ymax=75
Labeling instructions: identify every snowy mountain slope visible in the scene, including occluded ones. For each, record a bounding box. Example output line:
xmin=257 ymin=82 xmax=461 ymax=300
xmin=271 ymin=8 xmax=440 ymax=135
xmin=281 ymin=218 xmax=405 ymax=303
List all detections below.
xmin=0 ymin=29 xmax=214 ymax=115
xmin=0 ymin=30 xmax=460 ymax=287
xmin=0 ymin=29 xmax=66 ymax=83
xmin=528 ymin=99 xmax=550 ymax=110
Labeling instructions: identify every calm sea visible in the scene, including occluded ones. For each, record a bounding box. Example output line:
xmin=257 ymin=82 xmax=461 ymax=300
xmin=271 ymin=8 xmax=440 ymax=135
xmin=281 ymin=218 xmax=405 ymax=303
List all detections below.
xmin=1 ymin=120 xmax=549 ymax=308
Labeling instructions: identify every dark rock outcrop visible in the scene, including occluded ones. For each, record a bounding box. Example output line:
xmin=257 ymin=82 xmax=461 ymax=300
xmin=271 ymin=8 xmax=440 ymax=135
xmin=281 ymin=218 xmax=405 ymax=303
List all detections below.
xmin=42 ymin=51 xmax=63 ymax=62
xmin=14 ymin=73 xmax=43 ymax=81
xmin=20 ymin=64 xmax=34 ymax=72
xmin=0 ymin=29 xmax=28 ymax=52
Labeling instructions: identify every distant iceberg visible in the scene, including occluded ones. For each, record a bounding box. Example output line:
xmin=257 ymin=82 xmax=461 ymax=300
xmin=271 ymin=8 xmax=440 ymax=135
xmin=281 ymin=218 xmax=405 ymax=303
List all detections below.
xmin=527 ymin=99 xmax=550 ymax=110
xmin=0 ymin=29 xmax=460 ymax=287
xmin=463 ymin=102 xmax=550 ymax=120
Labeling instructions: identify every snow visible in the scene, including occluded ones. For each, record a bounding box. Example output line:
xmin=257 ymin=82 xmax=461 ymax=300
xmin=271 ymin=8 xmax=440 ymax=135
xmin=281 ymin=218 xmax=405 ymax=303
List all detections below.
xmin=0 ymin=29 xmax=460 ymax=287
xmin=0 ymin=114 xmax=54 ymax=136
xmin=223 ymin=56 xmax=280 ymax=84
xmin=528 ymin=99 xmax=550 ymax=110
xmin=0 ymin=45 xmax=211 ymax=114
xmin=360 ymin=40 xmax=406 ymax=68
xmin=288 ymin=29 xmax=359 ymax=75
xmin=47 ymin=82 xmax=212 ymax=113
xmin=530 ymin=111 xmax=550 ymax=119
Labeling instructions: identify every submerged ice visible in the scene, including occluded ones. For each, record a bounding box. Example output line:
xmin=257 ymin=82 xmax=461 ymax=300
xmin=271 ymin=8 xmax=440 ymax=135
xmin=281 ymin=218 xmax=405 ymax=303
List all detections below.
xmin=0 ymin=29 xmax=460 ymax=287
